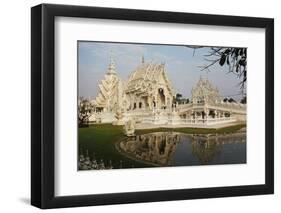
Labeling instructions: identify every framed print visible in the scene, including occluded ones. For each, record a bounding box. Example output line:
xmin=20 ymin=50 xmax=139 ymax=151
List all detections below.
xmin=31 ymin=4 xmax=274 ymax=209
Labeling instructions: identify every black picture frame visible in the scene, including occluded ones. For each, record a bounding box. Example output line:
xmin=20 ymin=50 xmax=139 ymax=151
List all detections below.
xmin=31 ymin=3 xmax=274 ymax=209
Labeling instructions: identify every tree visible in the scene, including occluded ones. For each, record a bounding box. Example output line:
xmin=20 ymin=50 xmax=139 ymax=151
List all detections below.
xmin=228 ymin=98 xmax=236 ymax=103
xmin=187 ymin=46 xmax=247 ymax=90
xmin=240 ymin=96 xmax=247 ymax=104
xmin=173 ymin=93 xmax=182 ymax=103
xmin=223 ymin=97 xmax=236 ymax=103
xmin=173 ymin=93 xmax=190 ymax=104
xmin=223 ymin=98 xmax=228 ymax=103
xmin=176 ymin=93 xmax=182 ymax=100
xmin=78 ymin=97 xmax=94 ymax=127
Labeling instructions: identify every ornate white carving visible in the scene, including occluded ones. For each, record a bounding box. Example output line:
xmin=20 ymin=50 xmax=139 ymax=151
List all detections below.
xmin=90 ymin=58 xmax=246 ymax=128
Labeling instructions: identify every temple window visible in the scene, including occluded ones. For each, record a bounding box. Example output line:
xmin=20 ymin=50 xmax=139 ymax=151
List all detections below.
xmin=139 ymin=102 xmax=142 ymax=108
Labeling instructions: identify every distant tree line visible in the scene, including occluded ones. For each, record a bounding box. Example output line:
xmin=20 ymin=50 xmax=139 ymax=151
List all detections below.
xmin=223 ymin=96 xmax=246 ymax=104
xmin=173 ymin=93 xmax=190 ymax=104
xmin=173 ymin=94 xmax=246 ymax=105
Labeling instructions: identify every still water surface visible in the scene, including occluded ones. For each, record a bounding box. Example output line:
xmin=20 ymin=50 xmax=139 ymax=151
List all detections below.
xmin=117 ymin=132 xmax=246 ymax=167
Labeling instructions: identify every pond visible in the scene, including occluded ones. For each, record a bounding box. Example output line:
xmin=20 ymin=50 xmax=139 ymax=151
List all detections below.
xmin=117 ymin=132 xmax=246 ymax=167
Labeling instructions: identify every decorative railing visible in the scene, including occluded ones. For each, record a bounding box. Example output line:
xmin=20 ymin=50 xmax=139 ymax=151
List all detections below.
xmin=141 ymin=115 xmax=236 ymax=125
xmin=177 ymin=102 xmax=246 ymax=114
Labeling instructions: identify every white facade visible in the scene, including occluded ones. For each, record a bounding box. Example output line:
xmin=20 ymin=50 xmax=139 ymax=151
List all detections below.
xmin=89 ymin=58 xmax=246 ymax=128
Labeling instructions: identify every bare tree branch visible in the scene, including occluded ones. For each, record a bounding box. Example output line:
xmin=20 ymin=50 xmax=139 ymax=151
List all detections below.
xmin=187 ymin=46 xmax=247 ymax=91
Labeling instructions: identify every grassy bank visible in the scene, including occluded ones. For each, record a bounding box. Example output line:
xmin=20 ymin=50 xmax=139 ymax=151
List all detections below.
xmin=79 ymin=124 xmax=151 ymax=169
xmin=135 ymin=123 xmax=246 ymax=135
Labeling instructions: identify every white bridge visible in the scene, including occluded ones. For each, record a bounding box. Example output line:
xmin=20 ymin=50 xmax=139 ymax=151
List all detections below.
xmin=177 ymin=102 xmax=246 ymax=115
xmin=91 ymin=101 xmax=246 ymax=128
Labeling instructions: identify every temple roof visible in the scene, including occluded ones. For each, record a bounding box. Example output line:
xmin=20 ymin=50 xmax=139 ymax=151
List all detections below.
xmin=92 ymin=58 xmax=119 ymax=107
xmin=192 ymin=77 xmax=220 ymax=103
xmin=193 ymin=76 xmax=218 ymax=91
xmin=125 ymin=61 xmax=174 ymax=94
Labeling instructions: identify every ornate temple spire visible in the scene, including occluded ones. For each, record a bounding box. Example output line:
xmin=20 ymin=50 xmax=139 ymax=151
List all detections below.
xmin=93 ymin=53 xmax=121 ymax=109
xmin=107 ymin=55 xmax=117 ymax=75
xmin=192 ymin=76 xmax=221 ymax=104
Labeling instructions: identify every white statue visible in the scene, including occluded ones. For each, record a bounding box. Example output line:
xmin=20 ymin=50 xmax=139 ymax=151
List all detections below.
xmin=124 ymin=118 xmax=135 ymax=137
xmin=113 ymin=108 xmax=125 ymax=125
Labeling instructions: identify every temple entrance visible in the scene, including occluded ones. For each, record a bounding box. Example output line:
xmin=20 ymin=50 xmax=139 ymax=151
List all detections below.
xmin=202 ymin=111 xmax=206 ymax=123
xmin=158 ymin=88 xmax=165 ymax=108
xmin=209 ymin=110 xmax=216 ymax=118
xmin=224 ymin=112 xmax=231 ymax=117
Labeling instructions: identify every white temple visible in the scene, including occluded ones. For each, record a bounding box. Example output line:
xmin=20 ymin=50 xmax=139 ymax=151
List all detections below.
xmin=89 ymin=57 xmax=246 ymax=128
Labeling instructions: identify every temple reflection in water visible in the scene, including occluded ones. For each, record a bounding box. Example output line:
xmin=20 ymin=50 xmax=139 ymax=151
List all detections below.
xmin=117 ymin=132 xmax=246 ymax=167
xmin=118 ymin=132 xmax=180 ymax=166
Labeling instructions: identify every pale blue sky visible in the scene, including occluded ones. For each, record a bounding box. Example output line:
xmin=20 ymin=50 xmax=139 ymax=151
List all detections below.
xmin=78 ymin=41 xmax=245 ymax=100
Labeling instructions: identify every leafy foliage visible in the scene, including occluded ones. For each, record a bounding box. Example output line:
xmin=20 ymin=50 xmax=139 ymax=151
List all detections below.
xmin=173 ymin=93 xmax=189 ymax=104
xmin=223 ymin=97 xmax=236 ymax=103
xmin=240 ymin=96 xmax=247 ymax=104
xmin=203 ymin=47 xmax=247 ymax=89
xmin=188 ymin=46 xmax=247 ymax=90
xmin=78 ymin=97 xmax=94 ymax=127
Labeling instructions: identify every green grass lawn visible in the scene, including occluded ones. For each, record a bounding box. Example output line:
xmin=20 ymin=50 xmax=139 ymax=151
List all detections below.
xmin=136 ymin=123 xmax=246 ymax=135
xmin=79 ymin=124 xmax=151 ymax=169
xmin=79 ymin=123 xmax=246 ymax=169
